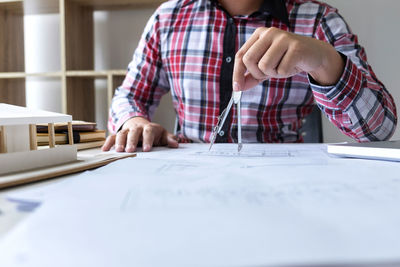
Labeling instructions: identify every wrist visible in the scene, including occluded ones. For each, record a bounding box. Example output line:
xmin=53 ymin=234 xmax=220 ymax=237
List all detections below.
xmin=309 ymin=44 xmax=345 ymax=86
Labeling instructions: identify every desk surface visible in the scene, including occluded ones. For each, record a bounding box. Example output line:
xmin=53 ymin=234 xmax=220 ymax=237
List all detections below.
xmin=1 ymin=144 xmax=400 ymax=267
xmin=0 ymin=148 xmax=102 ymax=238
xmin=0 ymin=178 xmax=59 ymax=238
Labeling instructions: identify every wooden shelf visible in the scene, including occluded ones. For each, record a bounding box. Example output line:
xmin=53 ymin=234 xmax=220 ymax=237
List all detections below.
xmin=0 ymin=0 xmax=162 ymax=122
xmin=74 ymin=0 xmax=164 ymax=10
xmin=24 ymin=0 xmax=163 ymax=14
xmin=0 ymin=0 xmax=25 ymax=106
xmin=0 ymin=72 xmax=63 ymax=79
xmin=66 ymin=70 xmax=126 ymax=77
xmin=0 ymin=70 xmax=126 ymax=79
xmin=0 ymin=0 xmax=24 ymax=73
xmin=0 ymin=0 xmax=23 ymax=13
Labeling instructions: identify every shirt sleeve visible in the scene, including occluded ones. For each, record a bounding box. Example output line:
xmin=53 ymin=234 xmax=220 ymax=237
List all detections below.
xmin=310 ymin=7 xmax=397 ymax=142
xmin=108 ymin=10 xmax=170 ymax=134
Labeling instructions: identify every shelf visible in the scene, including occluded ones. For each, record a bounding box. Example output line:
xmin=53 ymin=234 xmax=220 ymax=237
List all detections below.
xmin=24 ymin=0 xmax=164 ymax=14
xmin=74 ymin=0 xmax=164 ymax=10
xmin=0 ymin=0 xmax=23 ymax=13
xmin=1 ymin=0 xmax=156 ymax=122
xmin=0 ymin=0 xmax=25 ymax=106
xmin=0 ymin=72 xmax=63 ymax=79
xmin=66 ymin=70 xmax=126 ymax=77
xmin=0 ymin=70 xmax=126 ymax=79
xmin=64 ymin=70 xmax=126 ymax=122
xmin=0 ymin=0 xmax=24 ymax=73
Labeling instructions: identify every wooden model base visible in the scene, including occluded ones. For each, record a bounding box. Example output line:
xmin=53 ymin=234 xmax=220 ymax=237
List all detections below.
xmin=0 ymin=146 xmax=77 ymax=175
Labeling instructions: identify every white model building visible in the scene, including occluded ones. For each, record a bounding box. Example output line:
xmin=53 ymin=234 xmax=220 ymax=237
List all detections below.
xmin=0 ymin=104 xmax=77 ymax=175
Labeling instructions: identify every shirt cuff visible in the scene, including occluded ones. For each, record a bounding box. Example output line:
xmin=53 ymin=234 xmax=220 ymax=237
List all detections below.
xmin=309 ymin=53 xmax=363 ymax=111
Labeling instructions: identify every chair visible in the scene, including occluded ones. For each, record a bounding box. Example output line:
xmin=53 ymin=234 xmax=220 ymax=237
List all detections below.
xmin=300 ymin=105 xmax=323 ymax=143
xmin=174 ymin=105 xmax=323 ymax=143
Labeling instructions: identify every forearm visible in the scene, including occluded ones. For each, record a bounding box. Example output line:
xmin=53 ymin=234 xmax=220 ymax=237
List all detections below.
xmin=108 ymin=84 xmax=151 ymax=134
xmin=311 ymin=55 xmax=397 ymax=142
xmin=309 ymin=7 xmax=397 ymax=141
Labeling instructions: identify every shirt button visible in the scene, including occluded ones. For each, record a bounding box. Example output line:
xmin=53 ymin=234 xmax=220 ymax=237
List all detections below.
xmin=226 ymin=56 xmax=232 ymax=63
xmin=228 ymin=18 xmax=234 ymax=24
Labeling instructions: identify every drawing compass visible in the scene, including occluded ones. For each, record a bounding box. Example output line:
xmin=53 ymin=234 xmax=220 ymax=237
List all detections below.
xmin=209 ymin=91 xmax=242 ymax=152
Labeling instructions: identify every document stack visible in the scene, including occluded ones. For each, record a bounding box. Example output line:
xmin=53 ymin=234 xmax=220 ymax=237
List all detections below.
xmin=37 ymin=121 xmax=106 ymax=150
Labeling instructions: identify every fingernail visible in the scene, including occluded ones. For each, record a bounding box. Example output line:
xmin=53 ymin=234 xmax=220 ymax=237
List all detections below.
xmin=233 ymin=82 xmax=240 ymax=91
xmin=126 ymin=145 xmax=135 ymax=153
xmin=143 ymin=144 xmax=150 ymax=152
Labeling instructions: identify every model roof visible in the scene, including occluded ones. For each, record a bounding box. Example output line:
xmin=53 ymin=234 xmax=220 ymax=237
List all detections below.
xmin=0 ymin=104 xmax=72 ymax=126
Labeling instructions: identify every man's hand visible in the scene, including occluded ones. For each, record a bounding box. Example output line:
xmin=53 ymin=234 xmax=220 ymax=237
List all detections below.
xmin=101 ymin=117 xmax=179 ymax=152
xmin=233 ymin=27 xmax=345 ymax=91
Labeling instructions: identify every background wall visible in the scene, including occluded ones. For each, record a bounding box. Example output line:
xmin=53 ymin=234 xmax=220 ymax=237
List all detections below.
xmin=93 ymin=9 xmax=176 ymax=132
xmin=25 ymin=0 xmax=400 ymax=141
xmin=322 ymin=0 xmax=400 ymax=142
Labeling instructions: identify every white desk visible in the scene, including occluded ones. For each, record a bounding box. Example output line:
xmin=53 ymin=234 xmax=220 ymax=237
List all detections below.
xmin=0 ymin=176 xmax=69 ymax=238
xmin=1 ymin=144 xmax=400 ymax=267
xmin=0 ymin=148 xmax=104 ymax=238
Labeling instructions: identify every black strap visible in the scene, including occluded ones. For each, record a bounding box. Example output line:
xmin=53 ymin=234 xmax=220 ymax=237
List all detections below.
xmin=216 ymin=16 xmax=236 ymax=143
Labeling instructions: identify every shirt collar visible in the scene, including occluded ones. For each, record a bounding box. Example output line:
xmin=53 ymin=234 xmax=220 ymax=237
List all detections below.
xmin=211 ymin=0 xmax=290 ymax=26
xmin=258 ymin=0 xmax=290 ymax=26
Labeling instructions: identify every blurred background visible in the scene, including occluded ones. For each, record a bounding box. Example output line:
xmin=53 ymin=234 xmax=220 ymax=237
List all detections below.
xmin=24 ymin=0 xmax=400 ymax=143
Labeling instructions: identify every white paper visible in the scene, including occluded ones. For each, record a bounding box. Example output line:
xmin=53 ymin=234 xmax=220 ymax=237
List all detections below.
xmin=5 ymin=151 xmax=132 ymax=203
xmin=1 ymin=144 xmax=400 ymax=267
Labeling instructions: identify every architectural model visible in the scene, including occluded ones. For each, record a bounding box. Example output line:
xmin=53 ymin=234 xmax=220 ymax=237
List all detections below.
xmin=0 ymin=104 xmax=77 ymax=175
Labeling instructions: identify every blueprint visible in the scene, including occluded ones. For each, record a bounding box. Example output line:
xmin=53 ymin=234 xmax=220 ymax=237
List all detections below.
xmin=1 ymin=143 xmax=400 ymax=267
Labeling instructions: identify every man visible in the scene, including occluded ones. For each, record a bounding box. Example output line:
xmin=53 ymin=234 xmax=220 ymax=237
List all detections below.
xmin=102 ymin=0 xmax=397 ymax=153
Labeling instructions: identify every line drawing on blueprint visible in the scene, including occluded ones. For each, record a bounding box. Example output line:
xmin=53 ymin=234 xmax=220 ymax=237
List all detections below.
xmin=194 ymin=150 xmax=297 ymax=158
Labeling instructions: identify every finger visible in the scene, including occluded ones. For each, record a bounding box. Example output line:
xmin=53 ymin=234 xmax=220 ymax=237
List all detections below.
xmin=162 ymin=132 xmax=179 ymax=148
xmin=167 ymin=135 xmax=179 ymax=148
xmin=242 ymin=34 xmax=274 ymax=80
xmin=115 ymin=129 xmax=128 ymax=152
xmin=101 ymin=135 xmax=116 ymax=151
xmin=258 ymin=40 xmax=288 ymax=78
xmin=242 ymin=72 xmax=270 ymax=91
xmin=239 ymin=28 xmax=265 ymax=52
xmin=125 ymin=127 xmax=142 ymax=153
xmin=142 ymin=125 xmax=156 ymax=152
xmin=233 ymin=28 xmax=265 ymax=91
xmin=276 ymin=45 xmax=302 ymax=78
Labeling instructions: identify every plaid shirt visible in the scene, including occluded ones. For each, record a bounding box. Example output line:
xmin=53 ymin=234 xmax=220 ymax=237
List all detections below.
xmin=109 ymin=0 xmax=397 ymax=143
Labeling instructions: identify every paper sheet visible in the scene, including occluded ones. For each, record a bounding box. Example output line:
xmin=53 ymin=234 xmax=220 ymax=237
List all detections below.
xmin=1 ymin=144 xmax=400 ymax=267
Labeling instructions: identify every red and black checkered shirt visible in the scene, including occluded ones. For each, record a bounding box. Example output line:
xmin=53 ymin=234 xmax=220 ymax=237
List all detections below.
xmin=109 ymin=0 xmax=397 ymax=143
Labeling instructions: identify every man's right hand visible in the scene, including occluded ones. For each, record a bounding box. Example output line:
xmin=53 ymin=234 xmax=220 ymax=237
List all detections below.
xmin=101 ymin=117 xmax=179 ymax=153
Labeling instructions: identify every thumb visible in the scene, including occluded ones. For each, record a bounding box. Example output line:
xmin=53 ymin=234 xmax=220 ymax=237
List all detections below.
xmin=161 ymin=130 xmax=179 ymax=148
xmin=236 ymin=72 xmax=269 ymax=91
xmin=166 ymin=133 xmax=179 ymax=148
